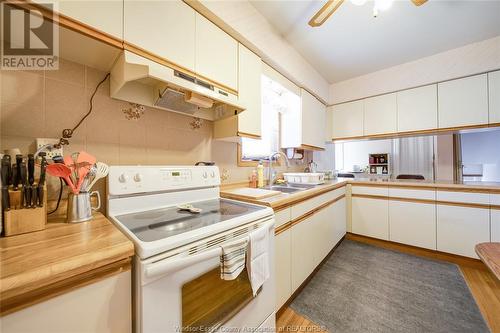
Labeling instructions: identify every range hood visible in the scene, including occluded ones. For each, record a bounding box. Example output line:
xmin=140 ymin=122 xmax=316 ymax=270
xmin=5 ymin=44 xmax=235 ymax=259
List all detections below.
xmin=110 ymin=51 xmax=245 ymax=120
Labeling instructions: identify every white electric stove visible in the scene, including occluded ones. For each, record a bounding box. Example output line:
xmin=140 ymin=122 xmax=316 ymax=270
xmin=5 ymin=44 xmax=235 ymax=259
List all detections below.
xmin=107 ymin=166 xmax=276 ymax=333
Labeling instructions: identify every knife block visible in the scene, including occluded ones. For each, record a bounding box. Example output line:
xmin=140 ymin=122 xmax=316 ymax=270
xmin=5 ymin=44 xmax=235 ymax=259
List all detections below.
xmin=3 ymin=186 xmax=47 ymax=237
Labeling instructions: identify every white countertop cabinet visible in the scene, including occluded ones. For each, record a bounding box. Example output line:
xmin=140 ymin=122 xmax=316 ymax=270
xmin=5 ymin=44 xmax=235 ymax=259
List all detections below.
xmin=275 ymin=229 xmax=292 ymax=311
xmin=491 ymin=194 xmax=500 ymax=242
xmin=351 ymin=186 xmax=389 ymax=240
xmin=438 ymin=74 xmax=489 ymax=128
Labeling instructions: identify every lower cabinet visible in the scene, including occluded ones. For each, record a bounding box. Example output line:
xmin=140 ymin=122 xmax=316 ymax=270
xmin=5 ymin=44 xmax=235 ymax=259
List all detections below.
xmin=1 ymin=271 xmax=132 ymax=333
xmin=276 ymin=190 xmax=347 ymax=311
xmin=437 ymin=205 xmax=490 ymax=258
xmin=352 ymin=196 xmax=389 ymax=240
xmin=275 ymin=229 xmax=292 ymax=311
xmin=389 ymin=200 xmax=436 ymax=250
xmin=492 ymin=209 xmax=500 ymax=242
xmin=291 ymin=214 xmax=318 ymax=291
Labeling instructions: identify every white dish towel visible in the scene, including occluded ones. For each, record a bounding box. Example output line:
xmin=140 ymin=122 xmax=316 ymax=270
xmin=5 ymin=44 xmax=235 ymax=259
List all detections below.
xmin=246 ymin=226 xmax=270 ymax=296
xmin=220 ymin=237 xmax=248 ymax=280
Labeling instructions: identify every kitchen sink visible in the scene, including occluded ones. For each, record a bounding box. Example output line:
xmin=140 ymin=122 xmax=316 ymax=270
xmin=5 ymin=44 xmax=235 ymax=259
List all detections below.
xmin=265 ymin=184 xmax=317 ymax=193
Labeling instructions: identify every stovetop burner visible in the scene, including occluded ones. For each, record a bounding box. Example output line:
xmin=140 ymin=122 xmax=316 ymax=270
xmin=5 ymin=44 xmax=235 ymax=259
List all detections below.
xmin=114 ymin=198 xmax=265 ymax=242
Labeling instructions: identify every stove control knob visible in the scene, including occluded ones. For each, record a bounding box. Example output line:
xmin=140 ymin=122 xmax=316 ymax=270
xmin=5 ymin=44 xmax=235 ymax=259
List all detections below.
xmin=133 ymin=173 xmax=142 ymax=182
xmin=118 ymin=174 xmax=129 ymax=183
xmin=211 ymin=171 xmax=216 ymax=178
xmin=202 ymin=172 xmax=208 ymax=179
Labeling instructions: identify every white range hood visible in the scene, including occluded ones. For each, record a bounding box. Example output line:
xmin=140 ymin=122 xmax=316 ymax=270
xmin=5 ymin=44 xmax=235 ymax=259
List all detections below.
xmin=110 ymin=51 xmax=245 ymax=120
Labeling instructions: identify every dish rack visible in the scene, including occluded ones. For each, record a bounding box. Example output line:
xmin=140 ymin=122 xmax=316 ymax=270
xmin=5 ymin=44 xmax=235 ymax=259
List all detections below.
xmin=283 ymin=173 xmax=325 ymax=185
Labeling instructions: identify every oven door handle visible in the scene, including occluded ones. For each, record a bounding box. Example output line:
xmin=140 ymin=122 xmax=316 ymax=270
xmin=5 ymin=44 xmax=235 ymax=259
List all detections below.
xmin=145 ymin=247 xmax=222 ymax=279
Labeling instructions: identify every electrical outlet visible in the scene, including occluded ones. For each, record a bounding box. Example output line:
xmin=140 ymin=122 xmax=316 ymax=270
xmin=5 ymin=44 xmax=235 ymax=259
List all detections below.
xmin=36 ymin=138 xmax=63 ymax=159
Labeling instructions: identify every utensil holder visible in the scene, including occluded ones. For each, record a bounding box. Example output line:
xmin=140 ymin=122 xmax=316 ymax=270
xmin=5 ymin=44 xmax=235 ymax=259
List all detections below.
xmin=3 ymin=186 xmax=47 ymax=237
xmin=66 ymin=191 xmax=101 ymax=223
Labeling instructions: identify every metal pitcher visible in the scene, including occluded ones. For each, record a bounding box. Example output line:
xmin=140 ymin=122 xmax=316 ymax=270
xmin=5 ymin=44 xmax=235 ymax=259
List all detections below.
xmin=66 ymin=191 xmax=101 ymax=223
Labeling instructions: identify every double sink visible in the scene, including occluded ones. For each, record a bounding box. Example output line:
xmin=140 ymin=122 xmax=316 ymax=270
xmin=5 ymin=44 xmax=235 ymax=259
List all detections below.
xmin=265 ymin=183 xmax=318 ymax=194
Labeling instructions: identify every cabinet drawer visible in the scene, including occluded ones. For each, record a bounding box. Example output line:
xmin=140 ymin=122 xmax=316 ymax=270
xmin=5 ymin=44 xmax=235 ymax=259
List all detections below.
xmin=290 ymin=189 xmax=341 ymax=220
xmin=436 ymin=190 xmax=489 ymax=205
xmin=389 ymin=188 xmax=435 ymax=200
xmin=274 ymin=208 xmax=291 ymax=228
xmin=352 ymin=185 xmax=388 ymax=197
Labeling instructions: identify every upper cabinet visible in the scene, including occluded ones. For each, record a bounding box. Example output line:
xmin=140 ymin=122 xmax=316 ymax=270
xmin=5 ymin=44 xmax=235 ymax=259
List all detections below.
xmin=34 ymin=0 xmax=123 ymax=40
xmin=438 ymin=74 xmax=489 ymax=128
xmin=282 ymin=89 xmax=326 ymax=150
xmin=489 ymin=70 xmax=500 ymax=124
xmin=330 ymin=100 xmax=364 ymax=139
xmin=214 ymin=45 xmax=262 ymax=141
xmin=363 ymin=93 xmax=397 ymax=136
xmin=301 ymin=90 xmax=326 ymax=149
xmin=195 ymin=13 xmax=238 ymax=91
xmin=397 ymin=84 xmax=437 ymax=132
xmin=236 ymin=45 xmax=262 ymax=137
xmin=124 ymin=0 xmax=196 ymax=72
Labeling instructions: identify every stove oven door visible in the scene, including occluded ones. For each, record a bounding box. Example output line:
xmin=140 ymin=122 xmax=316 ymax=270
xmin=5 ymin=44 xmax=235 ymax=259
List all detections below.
xmin=136 ymin=220 xmax=275 ymax=333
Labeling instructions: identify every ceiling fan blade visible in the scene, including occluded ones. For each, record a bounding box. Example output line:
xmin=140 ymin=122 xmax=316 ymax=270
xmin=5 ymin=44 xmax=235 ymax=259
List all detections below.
xmin=308 ymin=0 xmax=344 ymax=27
xmin=411 ymin=0 xmax=428 ymax=6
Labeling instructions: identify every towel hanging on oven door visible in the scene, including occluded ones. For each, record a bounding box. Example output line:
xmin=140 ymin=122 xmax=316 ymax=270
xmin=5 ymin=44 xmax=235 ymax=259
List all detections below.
xmin=220 ymin=237 xmax=248 ymax=280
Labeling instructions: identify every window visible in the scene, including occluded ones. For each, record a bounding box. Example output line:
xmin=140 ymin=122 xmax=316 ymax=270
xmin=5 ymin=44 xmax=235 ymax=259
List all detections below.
xmin=240 ymin=75 xmax=300 ymax=162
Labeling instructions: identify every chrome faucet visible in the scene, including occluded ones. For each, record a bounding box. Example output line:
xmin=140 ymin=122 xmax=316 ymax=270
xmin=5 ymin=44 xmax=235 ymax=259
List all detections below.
xmin=268 ymin=151 xmax=290 ymax=186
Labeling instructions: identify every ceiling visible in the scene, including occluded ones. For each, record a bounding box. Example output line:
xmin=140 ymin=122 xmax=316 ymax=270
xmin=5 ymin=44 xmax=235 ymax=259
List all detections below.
xmin=250 ymin=0 xmax=500 ymax=83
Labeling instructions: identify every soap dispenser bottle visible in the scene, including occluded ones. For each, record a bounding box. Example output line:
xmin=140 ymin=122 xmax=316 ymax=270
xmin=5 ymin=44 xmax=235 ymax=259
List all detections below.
xmin=257 ymin=160 xmax=264 ymax=188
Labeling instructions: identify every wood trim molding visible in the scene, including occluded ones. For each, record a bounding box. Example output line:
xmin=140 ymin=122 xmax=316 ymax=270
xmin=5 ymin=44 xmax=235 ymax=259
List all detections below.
xmin=435 ymin=187 xmax=492 ymax=194
xmin=351 ymin=183 xmax=389 ymax=188
xmin=332 ymin=123 xmax=500 ymax=143
xmin=0 ymin=258 xmax=131 ymax=317
xmin=299 ymin=144 xmax=325 ymax=151
xmin=352 ymin=194 xmax=388 ymax=200
xmin=387 ymin=184 xmax=438 ymax=191
xmin=237 ymin=131 xmax=261 ymax=140
xmin=491 ymin=205 xmax=500 ymax=210
xmin=275 ymin=222 xmax=293 ymax=235
xmin=436 ymin=200 xmax=491 ymax=210
xmin=7 ymin=0 xmax=123 ymax=49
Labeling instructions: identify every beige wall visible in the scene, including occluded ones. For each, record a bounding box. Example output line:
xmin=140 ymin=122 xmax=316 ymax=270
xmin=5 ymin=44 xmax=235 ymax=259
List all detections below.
xmin=330 ymin=35 xmax=500 ymax=104
xmin=0 ymin=59 xmax=308 ymax=210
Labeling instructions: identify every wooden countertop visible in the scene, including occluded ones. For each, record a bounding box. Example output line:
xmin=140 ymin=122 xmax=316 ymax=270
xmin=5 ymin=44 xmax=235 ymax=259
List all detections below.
xmin=0 ymin=213 xmax=134 ymax=316
xmin=475 ymin=243 xmax=500 ymax=280
xmin=220 ymin=178 xmax=500 ymax=211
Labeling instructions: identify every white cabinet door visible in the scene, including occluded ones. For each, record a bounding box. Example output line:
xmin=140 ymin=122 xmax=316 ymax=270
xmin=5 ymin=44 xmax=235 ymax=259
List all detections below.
xmin=301 ymin=89 xmax=326 ymax=149
xmin=35 ymin=0 xmax=123 ymax=40
xmin=291 ymin=215 xmax=317 ymax=291
xmin=275 ymin=229 xmax=292 ymax=311
xmin=331 ymin=100 xmax=364 ymax=139
xmin=1 ymin=271 xmax=131 ymax=333
xmin=313 ymin=205 xmax=335 ymax=264
xmin=237 ymin=45 xmax=261 ymax=137
xmin=438 ymin=74 xmax=489 ymax=128
xmin=195 ymin=13 xmax=238 ymax=90
xmin=397 ymin=84 xmax=438 ymax=132
xmin=332 ymin=197 xmax=347 ymax=246
xmin=352 ymin=197 xmax=389 ymax=240
xmin=364 ymin=93 xmax=397 ymax=136
xmin=437 ymin=205 xmax=490 ymax=258
xmin=492 ymin=209 xmax=500 ymax=242
xmin=124 ymin=0 xmax=195 ymax=72
xmin=389 ymin=200 xmax=436 ymax=250
xmin=489 ymin=70 xmax=500 ymax=124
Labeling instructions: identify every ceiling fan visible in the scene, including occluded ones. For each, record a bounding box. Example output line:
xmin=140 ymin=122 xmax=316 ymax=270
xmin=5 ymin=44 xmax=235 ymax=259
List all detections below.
xmin=308 ymin=0 xmax=428 ymax=27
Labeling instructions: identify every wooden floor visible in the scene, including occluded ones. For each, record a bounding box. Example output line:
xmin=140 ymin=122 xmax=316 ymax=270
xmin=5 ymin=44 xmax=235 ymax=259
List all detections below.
xmin=276 ymin=234 xmax=500 ymax=333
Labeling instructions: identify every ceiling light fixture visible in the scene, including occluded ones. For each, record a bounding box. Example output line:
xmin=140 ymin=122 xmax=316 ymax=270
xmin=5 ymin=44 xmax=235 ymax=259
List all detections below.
xmin=350 ymin=0 xmax=367 ymax=6
xmin=374 ymin=0 xmax=394 ymax=12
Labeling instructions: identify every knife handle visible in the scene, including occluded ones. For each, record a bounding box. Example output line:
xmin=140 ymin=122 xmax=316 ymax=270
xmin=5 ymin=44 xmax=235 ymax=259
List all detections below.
xmin=31 ymin=187 xmax=37 ymax=208
xmin=15 ymin=154 xmax=22 ymax=189
xmin=37 ymin=185 xmax=44 ymax=207
xmin=27 ymin=154 xmax=35 ymax=186
xmin=1 ymin=187 xmax=10 ymax=212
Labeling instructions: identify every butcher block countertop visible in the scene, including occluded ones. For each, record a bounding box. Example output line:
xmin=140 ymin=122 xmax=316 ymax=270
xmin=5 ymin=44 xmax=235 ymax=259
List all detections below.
xmin=476 ymin=243 xmax=500 ymax=280
xmin=220 ymin=178 xmax=500 ymax=211
xmin=0 ymin=212 xmax=134 ymax=316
